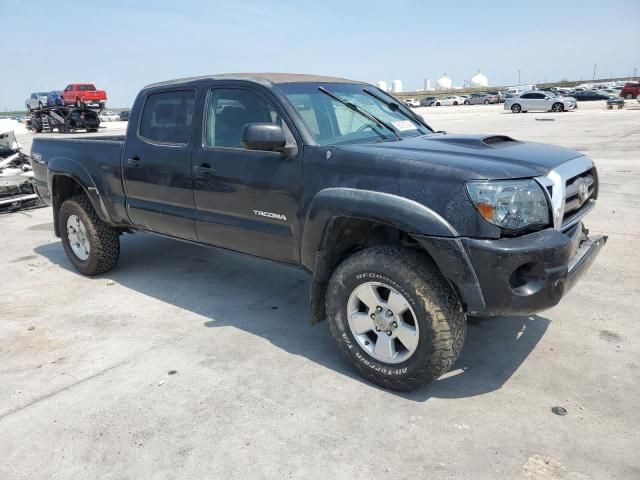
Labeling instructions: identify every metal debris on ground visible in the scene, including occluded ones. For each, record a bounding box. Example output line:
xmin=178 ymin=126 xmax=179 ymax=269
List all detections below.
xmin=0 ymin=121 xmax=44 ymax=213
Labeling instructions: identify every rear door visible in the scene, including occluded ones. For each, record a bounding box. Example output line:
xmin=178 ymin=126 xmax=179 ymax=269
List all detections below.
xmin=122 ymin=88 xmax=198 ymax=240
xmin=190 ymin=82 xmax=302 ymax=263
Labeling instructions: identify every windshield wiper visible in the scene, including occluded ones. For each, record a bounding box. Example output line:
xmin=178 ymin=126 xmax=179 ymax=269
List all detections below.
xmin=362 ymin=88 xmax=433 ymax=132
xmin=318 ymin=87 xmax=401 ymax=140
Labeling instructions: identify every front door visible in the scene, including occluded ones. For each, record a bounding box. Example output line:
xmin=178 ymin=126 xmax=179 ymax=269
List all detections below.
xmin=122 ymin=89 xmax=198 ymax=240
xmin=190 ymin=84 xmax=302 ymax=263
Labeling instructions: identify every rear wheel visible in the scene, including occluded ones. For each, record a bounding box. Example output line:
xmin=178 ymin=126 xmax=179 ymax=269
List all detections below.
xmin=511 ymin=103 xmax=522 ymax=113
xmin=551 ymin=102 xmax=564 ymax=112
xmin=326 ymin=246 xmax=466 ymax=391
xmin=435 ymin=102 xmax=441 ymax=106
xmin=59 ymin=195 xmax=120 ymax=275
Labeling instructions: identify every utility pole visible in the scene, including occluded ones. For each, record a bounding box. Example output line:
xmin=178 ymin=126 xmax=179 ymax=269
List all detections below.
xmin=518 ymin=70 xmax=521 ymax=84
xmin=593 ymin=64 xmax=597 ymax=80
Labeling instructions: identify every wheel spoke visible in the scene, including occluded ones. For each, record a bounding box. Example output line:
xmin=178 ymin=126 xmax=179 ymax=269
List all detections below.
xmin=386 ymin=289 xmax=409 ymax=316
xmin=356 ymin=284 xmax=383 ymax=312
xmin=373 ymin=333 xmax=395 ymax=362
xmin=350 ymin=312 xmax=374 ymax=335
xmin=395 ymin=323 xmax=418 ymax=351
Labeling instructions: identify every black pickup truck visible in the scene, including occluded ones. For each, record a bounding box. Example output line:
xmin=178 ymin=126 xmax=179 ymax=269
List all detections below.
xmin=29 ymin=73 xmax=606 ymax=391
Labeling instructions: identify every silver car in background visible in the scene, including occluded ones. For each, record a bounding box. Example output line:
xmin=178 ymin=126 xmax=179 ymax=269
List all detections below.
xmin=463 ymin=93 xmax=499 ymax=105
xmin=25 ymin=92 xmax=50 ymax=111
xmin=505 ymin=91 xmax=576 ymax=113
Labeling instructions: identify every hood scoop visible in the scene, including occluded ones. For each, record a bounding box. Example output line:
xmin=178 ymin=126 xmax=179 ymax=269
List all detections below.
xmin=428 ymin=134 xmax=519 ymax=149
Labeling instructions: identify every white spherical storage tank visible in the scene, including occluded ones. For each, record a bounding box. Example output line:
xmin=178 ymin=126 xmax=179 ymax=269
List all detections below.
xmin=436 ymin=74 xmax=452 ymax=90
xmin=376 ymin=80 xmax=388 ymax=91
xmin=471 ymin=71 xmax=489 ymax=87
xmin=391 ymin=80 xmax=403 ymax=93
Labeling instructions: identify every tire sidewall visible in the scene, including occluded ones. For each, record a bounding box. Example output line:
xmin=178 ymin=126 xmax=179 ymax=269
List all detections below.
xmin=328 ymin=259 xmax=443 ymax=382
xmin=59 ymin=198 xmax=102 ymax=275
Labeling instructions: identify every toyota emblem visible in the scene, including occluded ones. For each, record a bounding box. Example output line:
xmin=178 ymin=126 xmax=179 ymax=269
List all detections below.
xmin=578 ymin=180 xmax=589 ymax=203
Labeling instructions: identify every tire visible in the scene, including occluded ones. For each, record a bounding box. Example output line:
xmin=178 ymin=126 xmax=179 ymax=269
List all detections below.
xmin=625 ymin=93 xmax=633 ymax=100
xmin=551 ymin=102 xmax=564 ymax=112
xmin=75 ymin=98 xmax=84 ymax=108
xmin=483 ymin=99 xmax=490 ymax=104
xmin=58 ymin=195 xmax=120 ymax=275
xmin=607 ymin=105 xmax=613 ymax=110
xmin=326 ymin=246 xmax=466 ymax=391
xmin=511 ymin=103 xmax=522 ymax=113
xmin=27 ymin=105 xmax=32 ymax=112
xmin=464 ymin=100 xmax=470 ymax=105
xmin=453 ymin=101 xmax=458 ymax=105
xmin=38 ymin=102 xmax=43 ymax=109
xmin=435 ymin=102 xmax=440 ymax=106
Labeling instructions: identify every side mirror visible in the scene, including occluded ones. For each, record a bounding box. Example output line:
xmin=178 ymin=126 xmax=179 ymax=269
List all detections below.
xmin=242 ymin=123 xmax=286 ymax=152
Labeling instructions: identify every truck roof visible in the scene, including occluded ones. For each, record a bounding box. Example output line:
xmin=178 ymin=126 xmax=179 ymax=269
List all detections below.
xmin=145 ymin=73 xmax=364 ymax=89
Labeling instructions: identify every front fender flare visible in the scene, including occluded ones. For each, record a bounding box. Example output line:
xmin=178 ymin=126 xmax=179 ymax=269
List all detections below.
xmin=300 ymin=188 xmax=458 ymax=271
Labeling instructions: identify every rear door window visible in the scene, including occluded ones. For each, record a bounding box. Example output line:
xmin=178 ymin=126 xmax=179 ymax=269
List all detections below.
xmin=139 ymin=90 xmax=196 ymax=145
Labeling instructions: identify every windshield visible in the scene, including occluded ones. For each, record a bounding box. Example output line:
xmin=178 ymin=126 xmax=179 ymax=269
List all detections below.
xmin=37 ymin=92 xmax=49 ymax=97
xmin=277 ymin=82 xmax=431 ymax=145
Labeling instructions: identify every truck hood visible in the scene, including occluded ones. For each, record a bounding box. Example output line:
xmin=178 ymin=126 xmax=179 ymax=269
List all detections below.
xmin=336 ymin=134 xmax=583 ymax=180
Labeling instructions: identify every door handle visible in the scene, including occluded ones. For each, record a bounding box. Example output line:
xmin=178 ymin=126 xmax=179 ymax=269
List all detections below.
xmin=193 ymin=164 xmax=215 ymax=176
xmin=127 ymin=157 xmax=142 ymax=167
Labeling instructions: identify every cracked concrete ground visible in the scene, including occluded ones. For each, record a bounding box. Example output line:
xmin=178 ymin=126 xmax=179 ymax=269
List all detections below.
xmin=1 ymin=101 xmax=639 ymax=479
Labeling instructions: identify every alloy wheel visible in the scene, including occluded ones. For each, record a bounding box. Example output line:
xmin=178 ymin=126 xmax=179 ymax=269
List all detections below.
xmin=347 ymin=282 xmax=419 ymax=364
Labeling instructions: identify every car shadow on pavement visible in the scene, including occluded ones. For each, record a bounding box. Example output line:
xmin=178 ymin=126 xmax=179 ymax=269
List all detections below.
xmin=35 ymin=233 xmax=550 ymax=402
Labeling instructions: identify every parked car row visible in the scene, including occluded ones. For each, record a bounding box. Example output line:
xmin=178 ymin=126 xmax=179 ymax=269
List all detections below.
xmin=25 ymin=84 xmax=108 ymax=111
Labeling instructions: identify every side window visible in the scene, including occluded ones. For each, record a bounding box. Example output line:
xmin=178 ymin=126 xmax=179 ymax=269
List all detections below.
xmin=139 ymin=90 xmax=195 ymax=144
xmin=205 ymin=88 xmax=281 ymax=148
xmin=521 ymin=93 xmax=533 ymax=99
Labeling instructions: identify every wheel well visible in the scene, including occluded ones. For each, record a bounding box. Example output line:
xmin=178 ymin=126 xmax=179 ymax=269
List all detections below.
xmin=308 ymin=217 xmax=424 ymax=324
xmin=51 ymin=175 xmax=87 ymax=237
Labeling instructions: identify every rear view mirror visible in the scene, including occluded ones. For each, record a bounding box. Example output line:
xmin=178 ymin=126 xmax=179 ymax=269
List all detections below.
xmin=242 ymin=123 xmax=286 ymax=152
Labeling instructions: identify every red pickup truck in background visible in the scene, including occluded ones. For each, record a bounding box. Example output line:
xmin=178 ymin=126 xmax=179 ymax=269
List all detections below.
xmin=619 ymin=82 xmax=640 ymax=100
xmin=62 ymin=83 xmax=107 ymax=108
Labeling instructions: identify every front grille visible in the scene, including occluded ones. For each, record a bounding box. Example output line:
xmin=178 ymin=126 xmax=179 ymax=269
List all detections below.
xmin=563 ymin=169 xmax=596 ymax=218
xmin=535 ymin=157 xmax=598 ymax=231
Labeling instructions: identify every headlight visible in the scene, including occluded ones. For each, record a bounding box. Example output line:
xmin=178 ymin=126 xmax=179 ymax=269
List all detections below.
xmin=466 ymin=179 xmax=550 ymax=230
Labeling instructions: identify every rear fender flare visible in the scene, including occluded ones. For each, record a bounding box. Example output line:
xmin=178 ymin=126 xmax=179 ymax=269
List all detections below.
xmin=48 ymin=157 xmax=111 ymax=230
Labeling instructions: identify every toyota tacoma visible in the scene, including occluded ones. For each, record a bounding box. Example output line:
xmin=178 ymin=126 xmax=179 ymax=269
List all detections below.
xmin=29 ymin=73 xmax=606 ymax=391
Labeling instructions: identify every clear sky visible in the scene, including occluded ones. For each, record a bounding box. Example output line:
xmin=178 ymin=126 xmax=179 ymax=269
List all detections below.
xmin=1 ymin=0 xmax=639 ymax=110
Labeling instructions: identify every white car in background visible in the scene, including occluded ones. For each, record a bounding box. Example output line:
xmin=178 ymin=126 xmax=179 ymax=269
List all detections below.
xmin=433 ymin=96 xmax=464 ymax=106
xmin=99 ymin=111 xmax=119 ymax=122
xmin=505 ymin=91 xmax=576 ymax=113
xmin=402 ymin=98 xmax=420 ymax=108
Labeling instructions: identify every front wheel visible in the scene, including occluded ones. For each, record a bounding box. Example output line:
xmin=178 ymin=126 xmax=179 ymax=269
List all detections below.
xmin=484 ymin=99 xmax=490 ymax=104
xmin=326 ymin=246 xmax=466 ymax=391
xmin=511 ymin=103 xmax=522 ymax=113
xmin=464 ymin=100 xmax=470 ymax=105
xmin=59 ymin=195 xmax=120 ymax=275
xmin=551 ymin=102 xmax=564 ymax=112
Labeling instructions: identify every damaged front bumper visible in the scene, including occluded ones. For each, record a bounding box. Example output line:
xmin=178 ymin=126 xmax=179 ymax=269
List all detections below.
xmin=415 ymin=223 xmax=607 ymax=316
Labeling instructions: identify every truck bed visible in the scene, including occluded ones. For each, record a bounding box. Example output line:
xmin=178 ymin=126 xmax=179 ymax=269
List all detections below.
xmin=30 ymin=135 xmax=128 ymax=227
